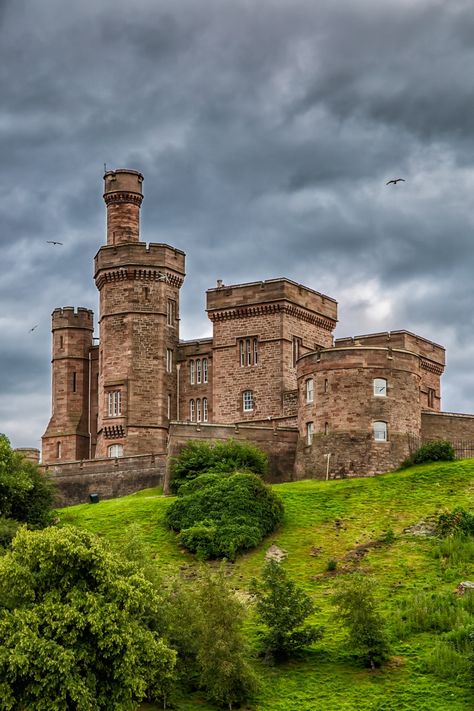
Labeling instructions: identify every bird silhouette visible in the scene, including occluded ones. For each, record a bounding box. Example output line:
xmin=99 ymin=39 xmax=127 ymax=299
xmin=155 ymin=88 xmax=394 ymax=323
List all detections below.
xmin=46 ymin=240 xmax=63 ymax=246
xmin=29 ymin=325 xmax=39 ymax=332
xmin=386 ymin=178 xmax=405 ymax=185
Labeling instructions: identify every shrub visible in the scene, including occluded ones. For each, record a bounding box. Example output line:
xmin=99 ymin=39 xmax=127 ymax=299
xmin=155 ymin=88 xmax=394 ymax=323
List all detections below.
xmin=169 ymin=439 xmax=269 ymax=493
xmin=166 ymin=471 xmax=284 ymax=560
xmin=250 ymin=559 xmax=323 ymax=661
xmin=0 ymin=517 xmax=20 ymax=550
xmin=326 ymin=558 xmax=337 ymax=572
xmin=401 ymin=440 xmax=455 ymax=468
xmin=436 ymin=508 xmax=474 ymax=537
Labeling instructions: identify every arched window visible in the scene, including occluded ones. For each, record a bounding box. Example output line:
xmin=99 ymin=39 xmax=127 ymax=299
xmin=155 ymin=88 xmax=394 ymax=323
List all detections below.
xmin=196 ymin=359 xmax=202 ymax=384
xmin=203 ymin=397 xmax=208 ymax=422
xmin=196 ymin=398 xmax=202 ymax=422
xmin=243 ymin=390 xmax=254 ymax=412
xmin=203 ymin=358 xmax=208 ymax=383
xmin=373 ymin=421 xmax=388 ymax=442
xmin=373 ymin=378 xmax=387 ymax=397
xmin=189 ymin=399 xmax=195 ymax=421
xmin=190 ymin=360 xmax=195 ymax=385
xmin=108 ymin=444 xmax=123 ymax=458
xmin=306 ymin=378 xmax=314 ymax=403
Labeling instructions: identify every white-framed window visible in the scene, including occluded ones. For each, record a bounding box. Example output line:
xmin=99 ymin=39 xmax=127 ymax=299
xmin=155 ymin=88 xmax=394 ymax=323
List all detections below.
xmin=196 ymin=359 xmax=202 ymax=384
xmin=253 ymin=338 xmax=258 ymax=365
xmin=107 ymin=390 xmax=122 ymax=417
xmin=167 ymin=394 xmax=171 ymax=419
xmin=203 ymin=397 xmax=208 ymax=422
xmin=203 ymin=358 xmax=208 ymax=383
xmin=190 ymin=360 xmax=195 ymax=384
xmin=166 ymin=348 xmax=173 ymax=373
xmin=243 ymin=390 xmax=254 ymax=412
xmin=373 ymin=421 xmax=388 ymax=442
xmin=189 ymin=399 xmax=195 ymax=421
xmin=196 ymin=398 xmax=202 ymax=422
xmin=167 ymin=299 xmax=176 ymax=326
xmin=239 ymin=340 xmax=245 ymax=367
xmin=108 ymin=444 xmax=123 ymax=458
xmin=306 ymin=378 xmax=314 ymax=403
xmin=306 ymin=422 xmax=314 ymax=445
xmin=373 ymin=378 xmax=387 ymax=397
xmin=239 ymin=338 xmax=257 ymax=366
xmin=246 ymin=338 xmax=251 ymax=366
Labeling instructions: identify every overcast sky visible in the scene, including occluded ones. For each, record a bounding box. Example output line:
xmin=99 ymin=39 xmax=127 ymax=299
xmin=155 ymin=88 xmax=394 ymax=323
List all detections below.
xmin=2 ymin=0 xmax=474 ymax=450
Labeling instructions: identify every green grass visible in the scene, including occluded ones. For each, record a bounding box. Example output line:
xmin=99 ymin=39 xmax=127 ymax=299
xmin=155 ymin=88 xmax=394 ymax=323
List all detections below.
xmin=58 ymin=461 xmax=474 ymax=710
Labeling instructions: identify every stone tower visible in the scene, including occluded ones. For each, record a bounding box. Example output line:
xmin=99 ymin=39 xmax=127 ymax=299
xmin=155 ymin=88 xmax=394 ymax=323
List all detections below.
xmin=42 ymin=307 xmax=94 ymax=462
xmin=94 ymin=169 xmax=185 ymax=457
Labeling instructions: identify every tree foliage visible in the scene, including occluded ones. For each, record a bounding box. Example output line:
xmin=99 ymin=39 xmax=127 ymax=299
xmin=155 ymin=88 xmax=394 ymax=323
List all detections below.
xmin=166 ymin=471 xmax=284 ymax=560
xmin=169 ymin=439 xmax=269 ymax=494
xmin=250 ymin=559 xmax=323 ymax=661
xmin=0 ymin=433 xmax=55 ymax=532
xmin=333 ymin=573 xmax=390 ymax=669
xmin=0 ymin=526 xmax=176 ymax=710
xmin=401 ymin=440 xmax=455 ymax=468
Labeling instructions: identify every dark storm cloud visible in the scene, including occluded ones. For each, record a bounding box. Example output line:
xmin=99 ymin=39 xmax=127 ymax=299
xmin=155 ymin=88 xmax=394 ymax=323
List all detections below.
xmin=2 ymin=0 xmax=474 ymax=447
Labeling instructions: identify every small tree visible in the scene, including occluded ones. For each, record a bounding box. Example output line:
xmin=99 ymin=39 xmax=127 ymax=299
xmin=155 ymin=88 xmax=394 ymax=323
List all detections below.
xmin=333 ymin=573 xmax=390 ymax=668
xmin=250 ymin=558 xmax=323 ymax=661
xmin=193 ymin=567 xmax=258 ymax=710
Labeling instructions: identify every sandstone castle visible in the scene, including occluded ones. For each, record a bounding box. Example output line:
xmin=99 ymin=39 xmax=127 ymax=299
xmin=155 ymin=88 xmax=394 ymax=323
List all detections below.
xmin=41 ymin=169 xmax=474 ymax=502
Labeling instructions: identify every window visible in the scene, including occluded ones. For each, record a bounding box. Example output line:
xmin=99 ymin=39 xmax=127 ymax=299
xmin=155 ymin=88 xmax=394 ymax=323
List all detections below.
xmin=196 ymin=359 xmax=202 ymax=384
xmin=306 ymin=378 xmax=314 ymax=403
xmin=203 ymin=358 xmax=208 ymax=383
xmin=239 ymin=338 xmax=258 ymax=366
xmin=107 ymin=390 xmax=122 ymax=417
xmin=56 ymin=441 xmax=61 ymax=459
xmin=59 ymin=335 xmax=64 ymax=349
xmin=373 ymin=378 xmax=387 ymax=397
xmin=72 ymin=371 xmax=77 ymax=393
xmin=167 ymin=394 xmax=171 ymax=419
xmin=428 ymin=388 xmax=435 ymax=408
xmin=166 ymin=348 xmax=173 ymax=373
xmin=243 ymin=390 xmax=254 ymax=412
xmin=324 ymin=422 xmax=329 ymax=435
xmin=190 ymin=360 xmax=195 ymax=384
xmin=324 ymin=379 xmax=328 ymax=393
xmin=144 ymin=286 xmax=149 ymax=300
xmin=373 ymin=421 xmax=388 ymax=442
xmin=196 ymin=398 xmax=202 ymax=422
xmin=108 ymin=444 xmax=123 ymax=458
xmin=189 ymin=399 xmax=195 ymax=421
xmin=306 ymin=422 xmax=314 ymax=446
xmin=292 ymin=336 xmax=302 ymax=367
xmin=203 ymin=397 xmax=208 ymax=422
xmin=167 ymin=299 xmax=176 ymax=326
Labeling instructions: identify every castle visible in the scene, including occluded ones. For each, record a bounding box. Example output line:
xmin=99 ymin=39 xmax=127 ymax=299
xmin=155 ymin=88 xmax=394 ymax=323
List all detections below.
xmin=41 ymin=169 xmax=474 ymax=501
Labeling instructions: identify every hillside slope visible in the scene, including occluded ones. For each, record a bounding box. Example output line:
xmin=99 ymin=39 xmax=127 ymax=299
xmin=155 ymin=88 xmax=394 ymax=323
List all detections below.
xmin=60 ymin=461 xmax=474 ymax=711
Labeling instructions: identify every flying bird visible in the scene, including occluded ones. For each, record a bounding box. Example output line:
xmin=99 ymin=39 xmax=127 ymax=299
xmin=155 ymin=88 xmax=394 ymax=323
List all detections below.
xmin=29 ymin=325 xmax=39 ymax=332
xmin=46 ymin=240 xmax=63 ymax=245
xmin=386 ymin=178 xmax=405 ymax=185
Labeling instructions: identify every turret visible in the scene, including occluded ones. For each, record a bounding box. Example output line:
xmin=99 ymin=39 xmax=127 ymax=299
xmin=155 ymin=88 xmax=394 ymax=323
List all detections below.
xmin=42 ymin=307 xmax=94 ymax=463
xmin=103 ymin=169 xmax=144 ymax=246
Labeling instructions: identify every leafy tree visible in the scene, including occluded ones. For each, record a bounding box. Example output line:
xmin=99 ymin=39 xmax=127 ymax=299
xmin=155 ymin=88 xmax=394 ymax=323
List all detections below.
xmin=169 ymin=439 xmax=269 ymax=493
xmin=250 ymin=558 xmax=323 ymax=661
xmin=193 ymin=567 xmax=259 ymax=710
xmin=0 ymin=526 xmax=176 ymax=710
xmin=333 ymin=573 xmax=390 ymax=669
xmin=0 ymin=433 xmax=55 ymax=529
xmin=166 ymin=471 xmax=284 ymax=560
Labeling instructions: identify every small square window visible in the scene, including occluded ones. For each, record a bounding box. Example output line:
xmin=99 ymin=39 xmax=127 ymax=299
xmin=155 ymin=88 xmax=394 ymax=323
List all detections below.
xmin=373 ymin=378 xmax=387 ymax=397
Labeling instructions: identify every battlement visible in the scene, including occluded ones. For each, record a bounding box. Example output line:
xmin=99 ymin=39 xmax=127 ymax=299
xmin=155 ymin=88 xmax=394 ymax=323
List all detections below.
xmin=207 ymin=278 xmax=337 ymax=325
xmin=103 ymin=169 xmax=144 ymax=202
xmin=52 ymin=307 xmax=94 ymax=331
xmin=334 ymin=330 xmax=445 ymax=368
xmin=94 ymin=242 xmax=186 ymax=281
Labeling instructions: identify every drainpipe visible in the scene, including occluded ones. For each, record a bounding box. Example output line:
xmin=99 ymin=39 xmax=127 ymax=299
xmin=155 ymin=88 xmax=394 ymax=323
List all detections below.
xmin=88 ymin=351 xmax=92 ymax=460
xmin=176 ymin=363 xmax=181 ymax=421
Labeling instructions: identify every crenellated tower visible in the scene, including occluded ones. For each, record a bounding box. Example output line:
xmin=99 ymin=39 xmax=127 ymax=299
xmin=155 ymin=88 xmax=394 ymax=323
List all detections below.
xmin=94 ymin=169 xmax=185 ymax=457
xmin=42 ymin=307 xmax=94 ymax=462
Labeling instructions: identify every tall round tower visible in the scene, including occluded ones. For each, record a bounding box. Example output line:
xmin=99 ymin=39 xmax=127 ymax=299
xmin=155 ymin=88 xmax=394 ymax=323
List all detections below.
xmin=94 ymin=169 xmax=185 ymax=457
xmin=42 ymin=307 xmax=94 ymax=462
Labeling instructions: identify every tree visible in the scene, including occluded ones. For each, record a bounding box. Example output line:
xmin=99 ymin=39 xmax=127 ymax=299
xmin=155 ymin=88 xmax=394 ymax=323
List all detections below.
xmin=193 ymin=567 xmax=259 ymax=710
xmin=0 ymin=433 xmax=55 ymax=532
xmin=333 ymin=573 xmax=390 ymax=668
xmin=250 ymin=558 xmax=323 ymax=661
xmin=0 ymin=526 xmax=176 ymax=710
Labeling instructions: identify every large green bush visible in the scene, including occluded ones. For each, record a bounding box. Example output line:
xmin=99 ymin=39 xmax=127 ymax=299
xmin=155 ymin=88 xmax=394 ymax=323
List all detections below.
xmin=401 ymin=440 xmax=455 ymax=468
xmin=0 ymin=434 xmax=55 ymax=529
xmin=166 ymin=471 xmax=284 ymax=560
xmin=169 ymin=439 xmax=269 ymax=493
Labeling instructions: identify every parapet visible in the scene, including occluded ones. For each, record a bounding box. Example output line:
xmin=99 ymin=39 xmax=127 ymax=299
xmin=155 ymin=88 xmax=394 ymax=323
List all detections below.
xmin=334 ymin=330 xmax=445 ymax=369
xmin=206 ymin=278 xmax=337 ymax=325
xmin=94 ymin=242 xmax=186 ymax=287
xmin=52 ymin=307 xmax=94 ymax=331
xmin=103 ymin=169 xmax=144 ymax=205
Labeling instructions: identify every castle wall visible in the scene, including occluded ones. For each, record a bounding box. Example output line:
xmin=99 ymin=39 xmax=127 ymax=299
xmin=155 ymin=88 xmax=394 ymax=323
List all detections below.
xmin=42 ymin=453 xmax=166 ymax=506
xmin=177 ymin=339 xmax=213 ymax=422
xmin=421 ymin=411 xmax=474 ymax=441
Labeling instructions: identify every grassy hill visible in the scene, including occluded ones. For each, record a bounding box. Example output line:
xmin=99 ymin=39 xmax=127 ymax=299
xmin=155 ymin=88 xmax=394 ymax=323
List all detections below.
xmin=59 ymin=460 xmax=474 ymax=711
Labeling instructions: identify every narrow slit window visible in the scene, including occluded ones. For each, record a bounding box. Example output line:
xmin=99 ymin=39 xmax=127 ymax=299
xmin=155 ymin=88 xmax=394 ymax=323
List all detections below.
xmin=190 ymin=360 xmax=195 ymax=384
xmin=196 ymin=359 xmax=202 ymax=384
xmin=196 ymin=398 xmax=202 ymax=422
xmin=306 ymin=422 xmax=314 ymax=445
xmin=306 ymin=378 xmax=314 ymax=403
xmin=253 ymin=338 xmax=258 ymax=365
xmin=203 ymin=397 xmax=208 ymax=422
xmin=189 ymin=399 xmax=195 ymax=421
xmin=72 ymin=371 xmax=77 ymax=393
xmin=239 ymin=340 xmax=245 ymax=367
xmin=203 ymin=358 xmax=208 ymax=383
xmin=166 ymin=348 xmax=173 ymax=373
